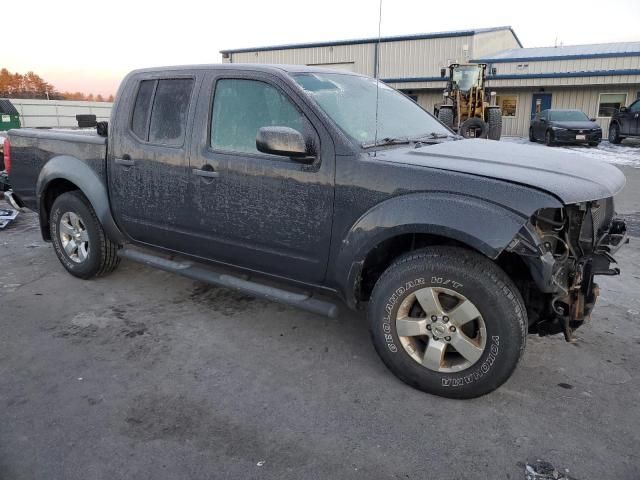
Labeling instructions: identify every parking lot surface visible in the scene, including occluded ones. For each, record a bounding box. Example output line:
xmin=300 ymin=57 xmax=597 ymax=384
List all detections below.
xmin=1 ymin=144 xmax=639 ymax=479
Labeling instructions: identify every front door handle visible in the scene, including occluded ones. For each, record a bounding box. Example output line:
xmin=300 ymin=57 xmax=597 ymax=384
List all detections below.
xmin=115 ymin=155 xmax=135 ymax=167
xmin=192 ymin=167 xmax=219 ymax=178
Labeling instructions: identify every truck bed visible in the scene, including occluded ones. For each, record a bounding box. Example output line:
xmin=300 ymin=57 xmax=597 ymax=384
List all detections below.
xmin=8 ymin=128 xmax=107 ymax=211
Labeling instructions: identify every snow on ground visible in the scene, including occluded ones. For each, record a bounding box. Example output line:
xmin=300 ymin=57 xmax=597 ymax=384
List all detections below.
xmin=502 ymin=136 xmax=640 ymax=169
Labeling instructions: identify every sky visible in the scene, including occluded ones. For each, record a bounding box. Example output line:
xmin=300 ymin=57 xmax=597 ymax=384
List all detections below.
xmin=3 ymin=0 xmax=639 ymax=96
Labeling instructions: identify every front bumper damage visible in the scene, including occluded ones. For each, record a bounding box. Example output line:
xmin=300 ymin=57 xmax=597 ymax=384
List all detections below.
xmin=507 ymin=199 xmax=628 ymax=341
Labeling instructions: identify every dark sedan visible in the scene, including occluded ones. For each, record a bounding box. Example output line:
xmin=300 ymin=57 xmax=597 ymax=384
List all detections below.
xmin=529 ymin=109 xmax=602 ymax=146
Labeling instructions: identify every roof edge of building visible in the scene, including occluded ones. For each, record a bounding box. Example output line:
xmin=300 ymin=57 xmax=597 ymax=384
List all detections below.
xmin=383 ymin=67 xmax=640 ymax=84
xmin=474 ymin=50 xmax=640 ymax=63
xmin=220 ymin=26 xmax=515 ymax=55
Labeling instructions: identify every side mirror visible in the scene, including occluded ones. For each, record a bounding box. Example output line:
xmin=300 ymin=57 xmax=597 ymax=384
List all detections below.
xmin=619 ymin=106 xmax=628 ymax=113
xmin=589 ymin=118 xmax=596 ymax=122
xmin=440 ymin=68 xmax=446 ymax=78
xmin=256 ymin=126 xmax=310 ymax=159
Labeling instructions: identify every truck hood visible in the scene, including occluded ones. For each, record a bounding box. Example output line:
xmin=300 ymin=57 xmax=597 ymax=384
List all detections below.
xmin=377 ymin=139 xmax=626 ymax=204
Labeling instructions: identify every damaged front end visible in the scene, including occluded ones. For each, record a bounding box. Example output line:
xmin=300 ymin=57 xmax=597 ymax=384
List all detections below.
xmin=507 ymin=198 xmax=628 ymax=341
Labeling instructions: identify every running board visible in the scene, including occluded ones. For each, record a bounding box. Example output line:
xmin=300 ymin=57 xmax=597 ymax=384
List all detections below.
xmin=118 ymin=248 xmax=338 ymax=318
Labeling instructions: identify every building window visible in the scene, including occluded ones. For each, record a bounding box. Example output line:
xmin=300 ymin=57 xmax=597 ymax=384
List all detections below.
xmin=496 ymin=95 xmax=517 ymax=117
xmin=598 ymin=93 xmax=627 ymax=117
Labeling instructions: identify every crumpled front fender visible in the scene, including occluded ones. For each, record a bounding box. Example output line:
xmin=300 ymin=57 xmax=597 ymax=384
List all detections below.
xmin=330 ymin=191 xmax=562 ymax=306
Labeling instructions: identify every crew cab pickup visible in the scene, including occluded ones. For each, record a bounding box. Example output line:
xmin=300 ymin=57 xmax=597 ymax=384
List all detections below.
xmin=4 ymin=64 xmax=628 ymax=398
xmin=608 ymin=98 xmax=640 ymax=143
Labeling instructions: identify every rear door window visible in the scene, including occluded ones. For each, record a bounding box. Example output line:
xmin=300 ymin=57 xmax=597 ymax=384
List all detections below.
xmin=131 ymin=80 xmax=155 ymax=140
xmin=130 ymin=78 xmax=194 ymax=146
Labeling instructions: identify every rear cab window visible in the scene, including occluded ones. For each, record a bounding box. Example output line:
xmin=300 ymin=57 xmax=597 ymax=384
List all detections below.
xmin=130 ymin=78 xmax=194 ymax=146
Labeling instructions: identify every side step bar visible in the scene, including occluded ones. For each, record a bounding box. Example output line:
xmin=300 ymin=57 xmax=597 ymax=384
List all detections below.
xmin=119 ymin=248 xmax=339 ymax=318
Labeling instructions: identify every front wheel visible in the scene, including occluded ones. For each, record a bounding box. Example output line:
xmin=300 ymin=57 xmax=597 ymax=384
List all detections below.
xmin=545 ymin=130 xmax=555 ymax=146
xmin=50 ymin=191 xmax=120 ymax=279
xmin=368 ymin=247 xmax=527 ymax=399
xmin=608 ymin=123 xmax=622 ymax=144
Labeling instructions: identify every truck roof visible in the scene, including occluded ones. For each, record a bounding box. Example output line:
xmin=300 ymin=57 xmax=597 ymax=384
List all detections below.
xmin=128 ymin=63 xmax=363 ymax=77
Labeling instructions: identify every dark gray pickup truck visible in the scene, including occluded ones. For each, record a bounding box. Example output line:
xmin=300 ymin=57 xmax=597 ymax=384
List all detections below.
xmin=4 ymin=64 xmax=628 ymax=398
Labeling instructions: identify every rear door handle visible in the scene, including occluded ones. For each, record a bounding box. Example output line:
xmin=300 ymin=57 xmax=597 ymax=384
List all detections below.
xmin=192 ymin=168 xmax=219 ymax=178
xmin=115 ymin=156 xmax=135 ymax=167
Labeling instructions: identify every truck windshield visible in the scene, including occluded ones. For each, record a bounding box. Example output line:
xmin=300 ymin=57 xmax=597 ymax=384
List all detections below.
xmin=548 ymin=110 xmax=589 ymax=121
xmin=293 ymin=73 xmax=451 ymax=146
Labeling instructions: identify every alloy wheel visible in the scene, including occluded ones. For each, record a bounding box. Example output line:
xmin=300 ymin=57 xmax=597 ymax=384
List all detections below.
xmin=395 ymin=287 xmax=487 ymax=373
xmin=59 ymin=211 xmax=90 ymax=263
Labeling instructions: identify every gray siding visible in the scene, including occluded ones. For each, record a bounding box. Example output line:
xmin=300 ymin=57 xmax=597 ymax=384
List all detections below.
xmin=491 ymin=86 xmax=640 ymax=136
xmin=377 ymin=36 xmax=472 ymax=78
xmin=472 ymin=30 xmax=521 ymax=60
xmin=491 ymin=55 xmax=640 ymax=76
xmin=224 ymin=44 xmax=375 ymax=76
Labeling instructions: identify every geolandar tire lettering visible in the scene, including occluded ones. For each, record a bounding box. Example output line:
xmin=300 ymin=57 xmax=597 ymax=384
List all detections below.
xmin=368 ymin=246 xmax=527 ymax=399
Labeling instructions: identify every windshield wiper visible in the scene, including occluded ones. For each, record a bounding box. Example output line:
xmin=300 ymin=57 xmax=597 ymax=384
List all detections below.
xmin=412 ymin=132 xmax=455 ymax=140
xmin=362 ymin=137 xmax=412 ymax=148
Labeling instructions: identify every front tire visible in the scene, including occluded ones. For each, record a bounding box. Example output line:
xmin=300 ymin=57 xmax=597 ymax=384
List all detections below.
xmin=545 ymin=130 xmax=555 ymax=146
xmin=608 ymin=123 xmax=622 ymax=144
xmin=50 ymin=191 xmax=120 ymax=279
xmin=529 ymin=128 xmax=536 ymax=142
xmin=367 ymin=247 xmax=527 ymax=399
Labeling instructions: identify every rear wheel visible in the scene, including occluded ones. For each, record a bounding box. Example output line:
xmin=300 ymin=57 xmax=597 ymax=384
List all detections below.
xmin=437 ymin=107 xmax=454 ymax=130
xmin=50 ymin=191 xmax=120 ymax=279
xmin=486 ymin=108 xmax=502 ymax=140
xmin=529 ymin=128 xmax=536 ymax=142
xmin=368 ymin=247 xmax=527 ymax=399
xmin=608 ymin=123 xmax=622 ymax=144
xmin=545 ymin=130 xmax=555 ymax=146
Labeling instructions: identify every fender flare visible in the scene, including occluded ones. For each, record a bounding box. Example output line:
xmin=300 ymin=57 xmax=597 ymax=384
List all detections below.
xmin=331 ymin=191 xmax=560 ymax=306
xmin=36 ymin=155 xmax=125 ymax=243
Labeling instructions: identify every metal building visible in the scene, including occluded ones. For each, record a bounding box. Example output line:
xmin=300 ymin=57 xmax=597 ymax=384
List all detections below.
xmin=220 ymin=27 xmax=640 ymax=137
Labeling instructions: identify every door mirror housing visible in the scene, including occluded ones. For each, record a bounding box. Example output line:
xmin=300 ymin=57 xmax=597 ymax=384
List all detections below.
xmin=619 ymin=106 xmax=628 ymax=113
xmin=589 ymin=118 xmax=596 ymax=122
xmin=256 ymin=126 xmax=311 ymax=159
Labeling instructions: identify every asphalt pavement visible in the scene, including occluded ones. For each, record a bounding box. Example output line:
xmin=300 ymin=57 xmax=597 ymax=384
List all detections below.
xmin=0 ymin=162 xmax=639 ymax=479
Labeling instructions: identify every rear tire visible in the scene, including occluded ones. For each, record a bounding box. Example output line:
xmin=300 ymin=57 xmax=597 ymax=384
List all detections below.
xmin=486 ymin=108 xmax=502 ymax=140
xmin=50 ymin=191 xmax=120 ymax=279
xmin=437 ymin=107 xmax=454 ymax=129
xmin=367 ymin=247 xmax=527 ymax=399
xmin=608 ymin=123 xmax=622 ymax=144
xmin=529 ymin=128 xmax=536 ymax=142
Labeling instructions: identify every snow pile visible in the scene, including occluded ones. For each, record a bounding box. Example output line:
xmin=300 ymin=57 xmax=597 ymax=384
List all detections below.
xmin=502 ymin=136 xmax=640 ymax=169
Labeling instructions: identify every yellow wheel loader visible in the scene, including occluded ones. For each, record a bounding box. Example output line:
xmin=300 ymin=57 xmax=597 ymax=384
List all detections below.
xmin=435 ymin=63 xmax=502 ymax=140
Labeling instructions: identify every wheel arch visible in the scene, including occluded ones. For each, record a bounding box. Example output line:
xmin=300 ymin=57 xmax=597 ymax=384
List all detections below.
xmin=37 ymin=155 xmax=125 ymax=243
xmin=331 ymin=192 xmax=531 ymax=307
